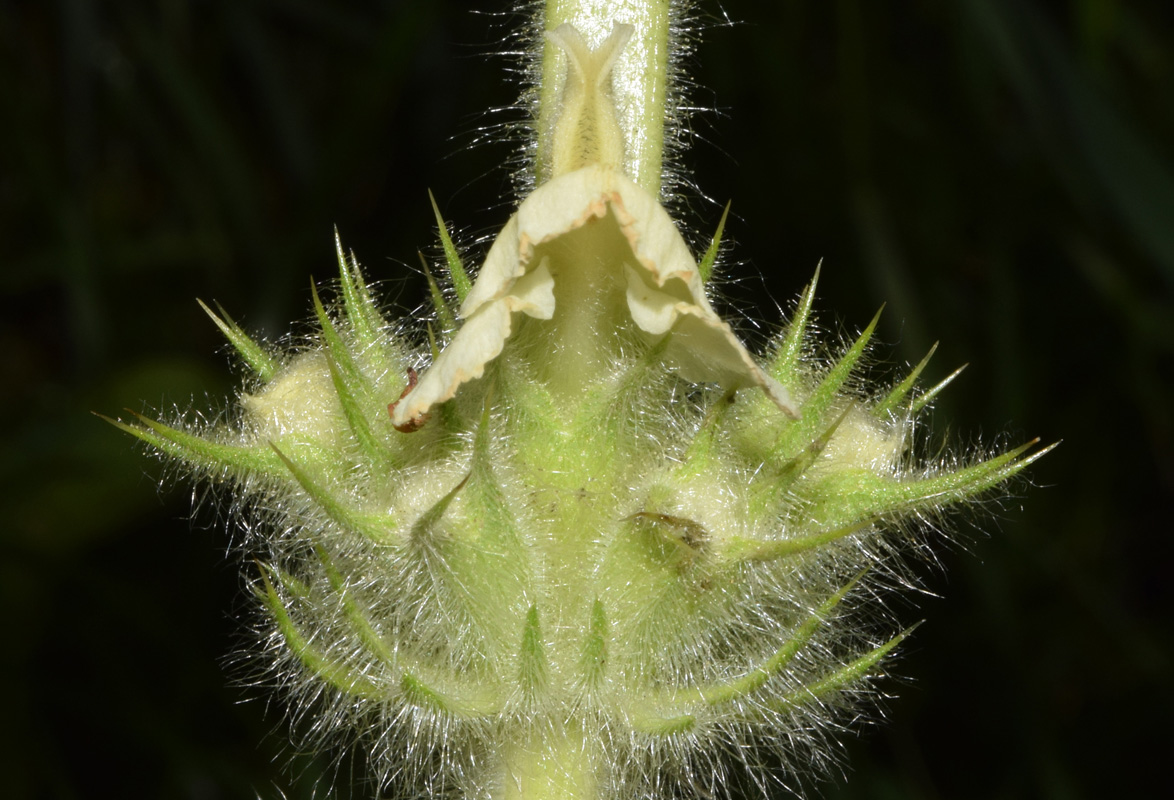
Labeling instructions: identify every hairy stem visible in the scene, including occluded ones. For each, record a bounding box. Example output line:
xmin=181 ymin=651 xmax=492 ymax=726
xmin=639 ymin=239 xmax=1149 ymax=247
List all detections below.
xmin=501 ymin=722 xmax=597 ymax=800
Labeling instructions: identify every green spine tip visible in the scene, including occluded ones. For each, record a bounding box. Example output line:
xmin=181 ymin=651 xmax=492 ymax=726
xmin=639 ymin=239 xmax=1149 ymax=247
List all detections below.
xmin=771 ymin=262 xmax=822 ymax=384
xmin=409 ymin=472 xmax=469 ymax=544
xmin=678 ymin=390 xmax=736 ymax=475
xmin=697 ymin=200 xmax=731 ymax=285
xmin=722 ymin=517 xmax=875 ymax=565
xmin=775 ymin=403 xmax=856 ymax=485
xmin=269 ymin=443 xmax=397 ymax=546
xmin=773 ymin=305 xmax=883 ymax=459
xmin=256 ymin=559 xmax=312 ymax=602
xmin=306 ymin=278 xmax=383 ymax=457
xmin=874 ymin=341 xmax=939 ymax=419
xmin=517 ymin=605 xmax=548 ymax=698
xmin=803 ymin=305 xmax=883 ymax=417
xmin=1004 ymin=440 xmax=1059 ymax=485
xmin=309 ymin=278 xmax=330 ymax=331
xmin=334 ymin=227 xmax=384 ymax=350
xmin=426 ymin=322 xmax=440 ymax=361
xmin=912 ymin=362 xmax=968 ymax=415
xmin=310 ymin=279 xmax=369 ymax=395
xmin=398 ymin=671 xmax=503 ymax=719
xmin=581 ymin=599 xmax=609 ymax=686
xmin=258 ymin=563 xmax=385 ymax=701
xmin=428 ymin=189 xmax=471 ymax=302
xmin=400 ymin=671 xmax=447 ymax=712
xmin=815 ymin=438 xmax=1052 ymax=528
xmin=700 ymin=570 xmax=866 ymax=707
xmin=473 ymin=383 xmax=496 ymax=461
xmin=321 ymin=349 xmax=393 ymax=472
xmin=111 ymin=409 xmax=283 ymax=476
xmin=197 ymin=298 xmax=279 ymax=382
xmin=419 ymin=250 xmax=457 ymax=333
xmin=313 ymin=545 xmax=349 ymax=595
xmin=773 ymin=623 xmax=920 ymax=712
xmin=95 ymin=410 xmax=145 ymax=440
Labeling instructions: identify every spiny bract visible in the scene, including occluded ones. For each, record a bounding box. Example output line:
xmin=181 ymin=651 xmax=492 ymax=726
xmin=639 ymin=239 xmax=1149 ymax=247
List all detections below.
xmin=111 ymin=175 xmax=1044 ymax=800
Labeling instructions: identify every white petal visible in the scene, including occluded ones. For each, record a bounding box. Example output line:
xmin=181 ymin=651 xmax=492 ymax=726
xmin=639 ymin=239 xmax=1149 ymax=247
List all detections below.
xmin=507 ymin=256 xmax=556 ymax=320
xmin=391 ymin=302 xmax=513 ymax=428
xmin=391 ymin=164 xmax=798 ymax=430
xmin=623 ymin=264 xmax=682 ymax=335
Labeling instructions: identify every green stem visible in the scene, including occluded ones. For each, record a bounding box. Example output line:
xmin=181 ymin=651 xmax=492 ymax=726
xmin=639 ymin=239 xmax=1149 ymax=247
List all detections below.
xmin=501 ymin=722 xmax=597 ymax=800
xmin=538 ymin=0 xmax=673 ymax=194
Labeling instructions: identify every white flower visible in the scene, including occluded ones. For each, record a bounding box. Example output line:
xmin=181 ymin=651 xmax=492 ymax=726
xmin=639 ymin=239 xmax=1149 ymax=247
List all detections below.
xmin=392 ymin=162 xmax=797 ymax=431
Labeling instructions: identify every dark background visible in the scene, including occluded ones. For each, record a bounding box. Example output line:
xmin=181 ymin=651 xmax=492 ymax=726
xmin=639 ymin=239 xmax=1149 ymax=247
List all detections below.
xmin=3 ymin=1 xmax=1171 ymax=798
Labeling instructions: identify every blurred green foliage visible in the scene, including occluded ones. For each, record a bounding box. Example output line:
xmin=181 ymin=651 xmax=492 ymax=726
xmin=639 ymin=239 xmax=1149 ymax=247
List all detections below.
xmin=1 ymin=0 xmax=1169 ymax=798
